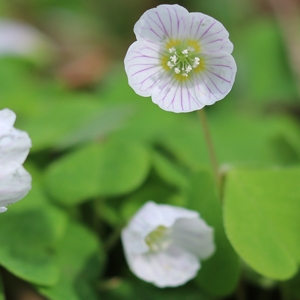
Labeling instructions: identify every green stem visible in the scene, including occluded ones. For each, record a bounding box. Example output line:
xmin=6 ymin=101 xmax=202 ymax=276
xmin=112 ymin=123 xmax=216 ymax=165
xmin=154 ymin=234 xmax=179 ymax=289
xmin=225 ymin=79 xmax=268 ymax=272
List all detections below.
xmin=104 ymin=224 xmax=124 ymax=251
xmin=197 ymin=109 xmax=221 ymax=198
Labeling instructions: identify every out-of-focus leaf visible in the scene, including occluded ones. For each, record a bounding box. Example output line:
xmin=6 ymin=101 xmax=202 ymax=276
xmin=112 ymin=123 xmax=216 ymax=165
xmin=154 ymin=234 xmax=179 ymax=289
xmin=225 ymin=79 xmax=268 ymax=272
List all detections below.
xmin=0 ymin=165 xmax=68 ymax=285
xmin=235 ymin=18 xmax=297 ymax=104
xmin=0 ymin=58 xmax=41 ymax=115
xmin=21 ymin=98 xmax=103 ymax=152
xmin=100 ymin=71 xmax=179 ymax=144
xmin=45 ymin=139 xmax=150 ymax=205
xmin=224 ymin=167 xmax=300 ymax=280
xmin=0 ymin=186 xmax=68 ymax=286
xmin=55 ymin=104 xmax=134 ymax=150
xmin=39 ymin=221 xmax=105 ymax=300
xmin=152 ymin=151 xmax=188 ymax=189
xmin=159 ymin=111 xmax=300 ymax=170
xmin=184 ymin=171 xmax=240 ymax=297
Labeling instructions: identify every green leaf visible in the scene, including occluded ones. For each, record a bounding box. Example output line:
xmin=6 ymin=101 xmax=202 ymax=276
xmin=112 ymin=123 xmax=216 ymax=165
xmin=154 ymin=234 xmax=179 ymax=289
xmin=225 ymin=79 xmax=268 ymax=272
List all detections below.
xmin=152 ymin=151 xmax=188 ymax=189
xmin=54 ymin=104 xmax=134 ymax=150
xmin=39 ymin=221 xmax=105 ymax=300
xmin=45 ymin=139 xmax=150 ymax=205
xmin=159 ymin=111 xmax=300 ymax=169
xmin=235 ymin=18 xmax=297 ymax=104
xmin=224 ymin=167 xmax=300 ymax=280
xmin=121 ymin=176 xmax=178 ymax=222
xmin=100 ymin=70 xmax=180 ymax=144
xmin=21 ymin=98 xmax=103 ymax=152
xmin=185 ymin=171 xmax=240 ymax=297
xmin=0 ymin=186 xmax=68 ymax=285
xmin=0 ymin=207 xmax=65 ymax=285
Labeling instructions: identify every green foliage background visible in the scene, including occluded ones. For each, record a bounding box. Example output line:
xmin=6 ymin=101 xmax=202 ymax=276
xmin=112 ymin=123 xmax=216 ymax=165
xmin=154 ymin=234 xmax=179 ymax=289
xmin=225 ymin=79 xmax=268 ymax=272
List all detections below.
xmin=1 ymin=0 xmax=300 ymax=299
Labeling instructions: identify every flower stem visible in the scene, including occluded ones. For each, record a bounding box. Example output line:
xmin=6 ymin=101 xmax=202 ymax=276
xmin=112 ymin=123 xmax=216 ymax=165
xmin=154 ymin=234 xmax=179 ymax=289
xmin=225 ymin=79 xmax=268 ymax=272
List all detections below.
xmin=197 ymin=109 xmax=221 ymax=198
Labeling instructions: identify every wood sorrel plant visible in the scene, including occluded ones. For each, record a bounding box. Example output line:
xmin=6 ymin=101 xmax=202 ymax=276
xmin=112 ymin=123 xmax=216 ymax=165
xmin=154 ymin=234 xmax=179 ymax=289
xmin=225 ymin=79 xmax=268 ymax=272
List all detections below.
xmin=124 ymin=3 xmax=236 ymax=287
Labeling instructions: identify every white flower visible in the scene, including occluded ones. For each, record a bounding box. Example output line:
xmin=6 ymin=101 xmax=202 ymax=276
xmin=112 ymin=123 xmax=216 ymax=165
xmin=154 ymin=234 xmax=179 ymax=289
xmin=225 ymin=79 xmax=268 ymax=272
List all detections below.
xmin=124 ymin=4 xmax=237 ymax=113
xmin=0 ymin=19 xmax=56 ymax=60
xmin=121 ymin=201 xmax=215 ymax=287
xmin=0 ymin=109 xmax=32 ymax=213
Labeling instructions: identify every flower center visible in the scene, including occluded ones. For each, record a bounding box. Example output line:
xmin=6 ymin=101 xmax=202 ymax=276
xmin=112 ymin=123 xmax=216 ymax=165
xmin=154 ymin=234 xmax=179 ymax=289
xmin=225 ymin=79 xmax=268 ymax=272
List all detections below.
xmin=145 ymin=225 xmax=170 ymax=252
xmin=166 ymin=46 xmax=200 ymax=77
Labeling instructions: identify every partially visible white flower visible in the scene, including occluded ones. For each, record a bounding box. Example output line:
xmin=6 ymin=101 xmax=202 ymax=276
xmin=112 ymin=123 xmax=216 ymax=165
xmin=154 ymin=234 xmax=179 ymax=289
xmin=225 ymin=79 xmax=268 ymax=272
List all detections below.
xmin=124 ymin=4 xmax=236 ymax=113
xmin=121 ymin=201 xmax=215 ymax=287
xmin=0 ymin=109 xmax=32 ymax=213
xmin=0 ymin=19 xmax=56 ymax=62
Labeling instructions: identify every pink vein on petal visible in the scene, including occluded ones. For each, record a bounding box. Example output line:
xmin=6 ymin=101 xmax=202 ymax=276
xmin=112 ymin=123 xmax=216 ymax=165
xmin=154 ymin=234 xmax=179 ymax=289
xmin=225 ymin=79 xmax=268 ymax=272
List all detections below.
xmin=198 ymin=73 xmax=218 ymax=99
xmin=147 ymin=15 xmax=167 ymax=38
xmin=208 ymin=63 xmax=233 ymax=70
xmin=200 ymin=21 xmax=216 ymax=39
xmin=131 ymin=66 xmax=160 ymax=79
xmin=156 ymin=11 xmax=169 ymax=37
xmin=140 ymin=25 xmax=162 ymax=40
xmin=167 ymin=7 xmax=173 ymax=37
xmin=167 ymin=83 xmax=180 ymax=110
xmin=202 ymin=72 xmax=227 ymax=95
xmin=191 ymin=17 xmax=204 ymax=40
xmin=206 ymin=70 xmax=231 ymax=83
xmin=200 ymin=28 xmax=224 ymax=41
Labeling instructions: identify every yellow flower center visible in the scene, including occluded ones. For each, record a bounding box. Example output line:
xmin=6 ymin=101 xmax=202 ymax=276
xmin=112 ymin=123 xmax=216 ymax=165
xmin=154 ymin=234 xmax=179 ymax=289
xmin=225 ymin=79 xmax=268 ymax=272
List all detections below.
xmin=145 ymin=225 xmax=170 ymax=252
xmin=161 ymin=39 xmax=205 ymax=81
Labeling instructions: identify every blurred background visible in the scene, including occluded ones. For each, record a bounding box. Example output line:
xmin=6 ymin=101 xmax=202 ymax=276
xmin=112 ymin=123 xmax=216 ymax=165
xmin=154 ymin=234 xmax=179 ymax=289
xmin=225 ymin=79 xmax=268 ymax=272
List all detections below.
xmin=1 ymin=0 xmax=300 ymax=299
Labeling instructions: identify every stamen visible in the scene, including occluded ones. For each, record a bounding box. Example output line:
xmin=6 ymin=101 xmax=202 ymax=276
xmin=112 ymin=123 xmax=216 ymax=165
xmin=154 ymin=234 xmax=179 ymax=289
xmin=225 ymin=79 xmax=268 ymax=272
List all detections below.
xmin=174 ymin=68 xmax=180 ymax=74
xmin=166 ymin=46 xmax=201 ymax=77
xmin=145 ymin=226 xmax=170 ymax=252
xmin=192 ymin=57 xmax=200 ymax=68
xmin=185 ymin=65 xmax=192 ymax=73
xmin=182 ymin=49 xmax=189 ymax=56
xmin=170 ymin=55 xmax=177 ymax=63
xmin=167 ymin=61 xmax=174 ymax=68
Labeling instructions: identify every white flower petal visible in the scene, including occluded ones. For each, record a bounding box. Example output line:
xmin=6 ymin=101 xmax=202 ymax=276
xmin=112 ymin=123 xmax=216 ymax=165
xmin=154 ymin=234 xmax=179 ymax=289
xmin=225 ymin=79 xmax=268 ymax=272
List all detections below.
xmin=151 ymin=77 xmax=205 ymax=113
xmin=125 ymin=244 xmax=200 ymax=287
xmin=192 ymin=54 xmax=237 ymax=104
xmin=172 ymin=218 xmax=215 ymax=259
xmin=188 ymin=13 xmax=233 ymax=54
xmin=122 ymin=226 xmax=149 ymax=255
xmin=124 ymin=201 xmax=199 ymax=241
xmin=0 ymin=115 xmax=32 ymax=165
xmin=0 ymin=108 xmax=32 ymax=212
xmin=0 ymin=164 xmax=31 ymax=207
xmin=0 ymin=207 xmax=7 ymax=213
xmin=124 ymin=41 xmax=163 ymax=97
xmin=0 ymin=108 xmax=16 ymax=127
xmin=134 ymin=4 xmax=189 ymax=43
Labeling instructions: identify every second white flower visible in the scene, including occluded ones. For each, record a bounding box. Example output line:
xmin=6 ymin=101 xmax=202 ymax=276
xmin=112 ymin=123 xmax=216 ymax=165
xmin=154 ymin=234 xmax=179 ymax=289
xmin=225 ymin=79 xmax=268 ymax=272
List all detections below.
xmin=121 ymin=201 xmax=215 ymax=287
